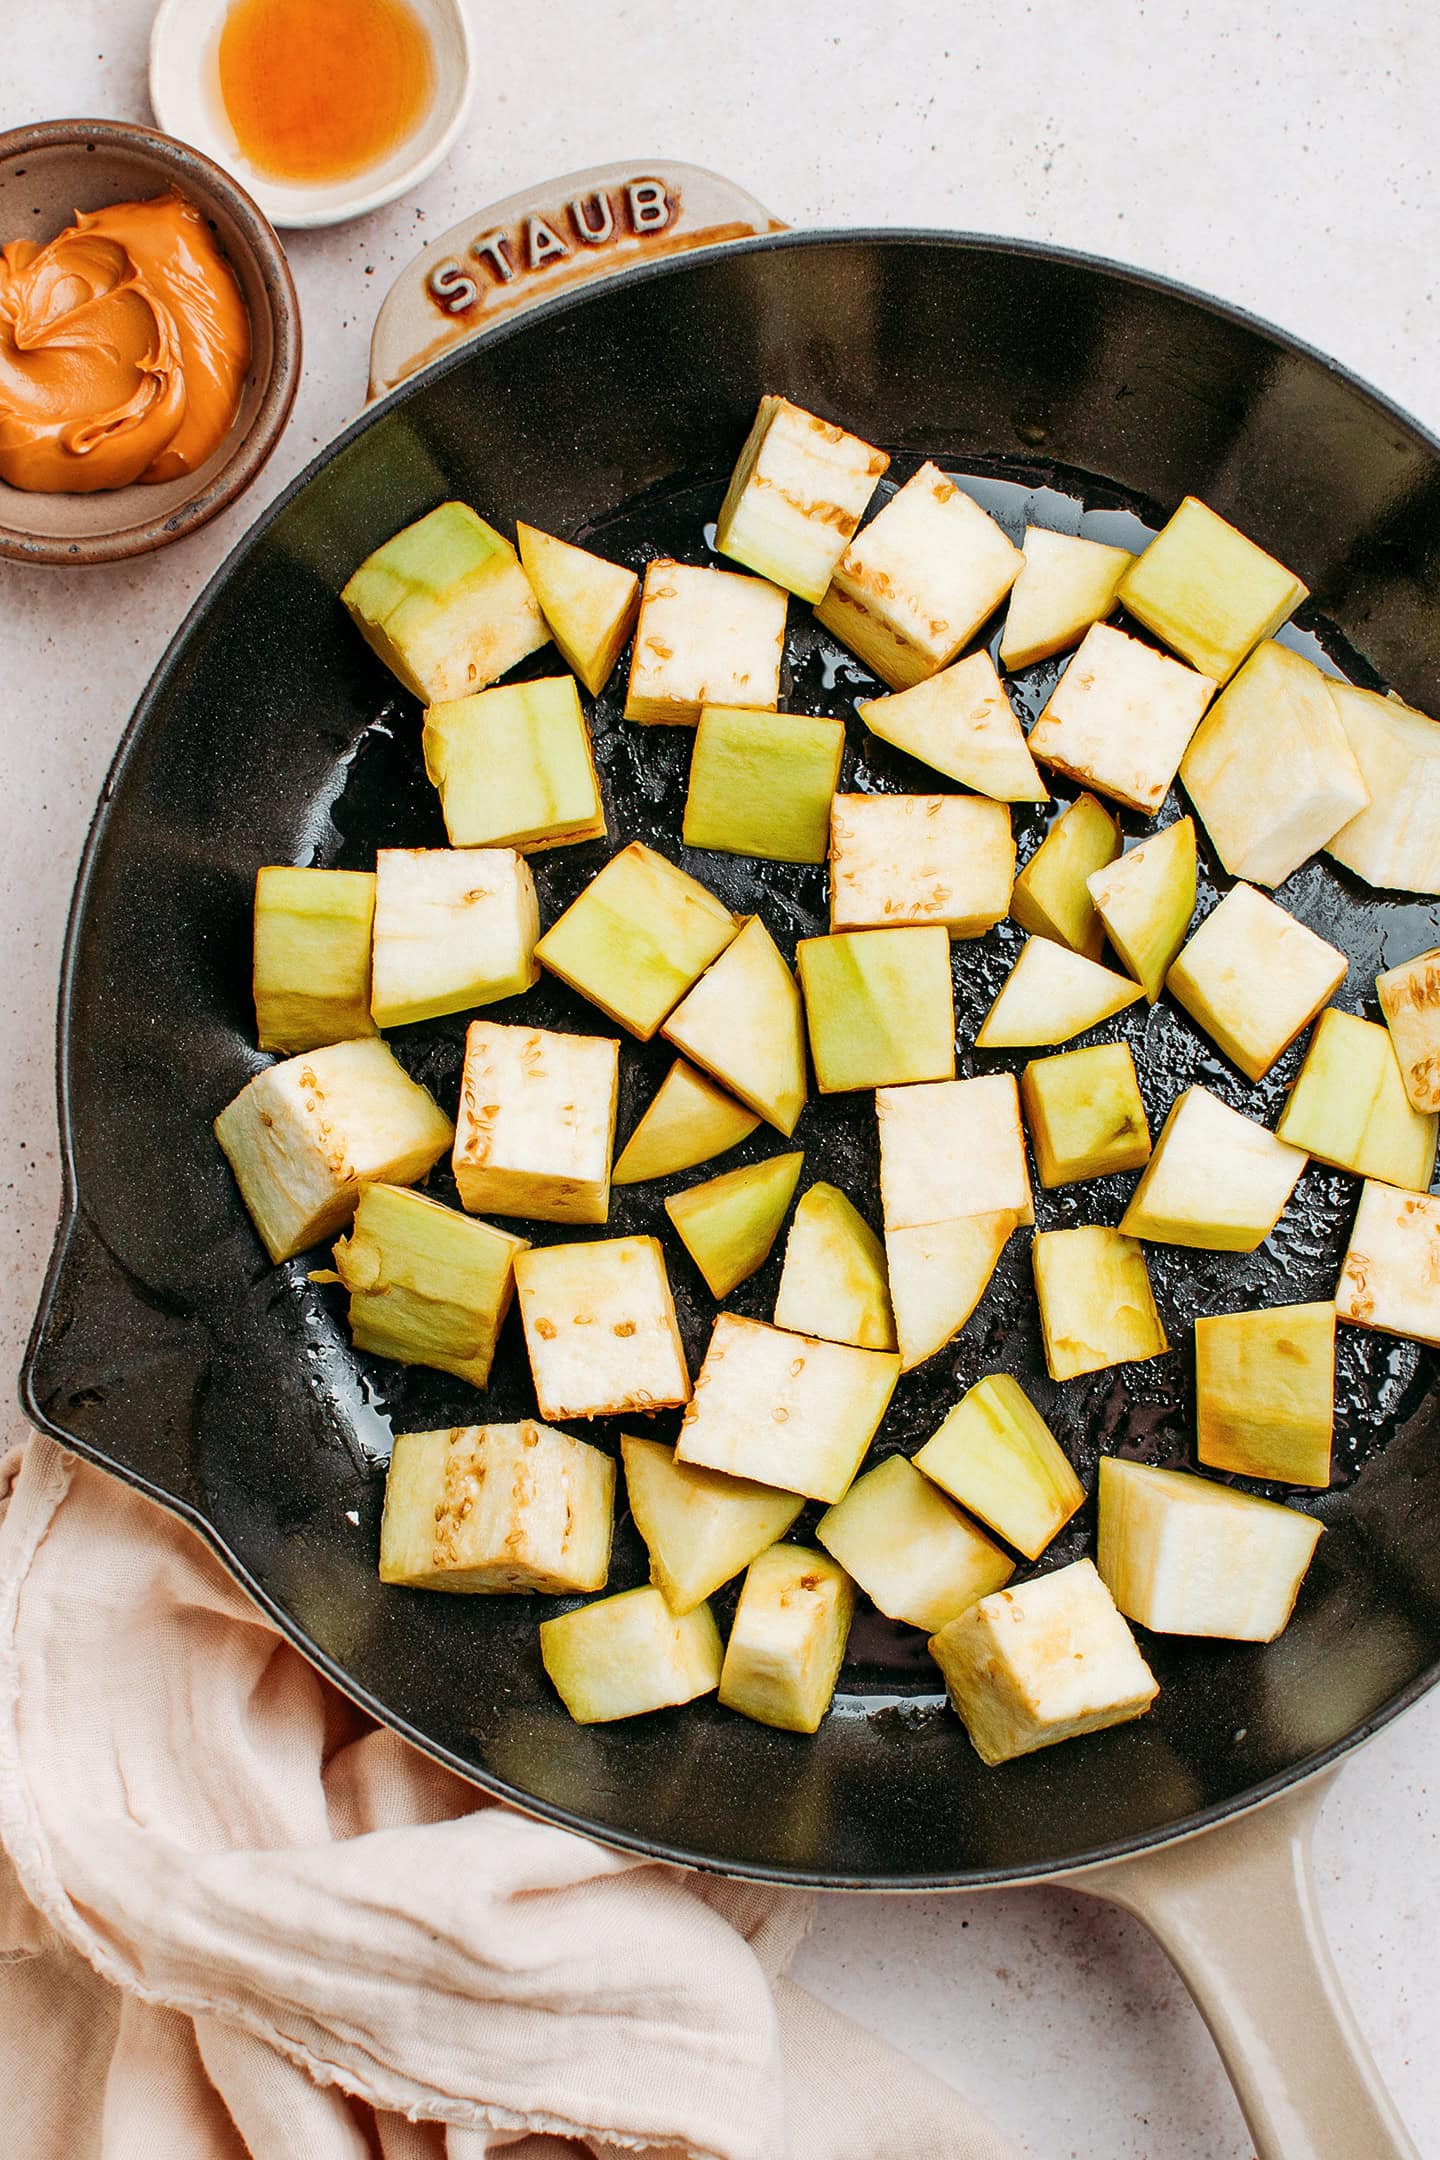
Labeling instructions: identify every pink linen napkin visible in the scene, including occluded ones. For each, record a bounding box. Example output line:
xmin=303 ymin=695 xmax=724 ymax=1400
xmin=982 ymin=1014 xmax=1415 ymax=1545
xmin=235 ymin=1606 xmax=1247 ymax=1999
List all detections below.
xmin=0 ymin=1434 xmax=1020 ymax=2160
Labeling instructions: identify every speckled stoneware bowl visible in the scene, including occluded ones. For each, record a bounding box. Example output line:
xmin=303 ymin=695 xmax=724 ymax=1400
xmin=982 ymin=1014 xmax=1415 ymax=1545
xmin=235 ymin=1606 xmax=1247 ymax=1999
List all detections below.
xmin=0 ymin=118 xmax=300 ymax=566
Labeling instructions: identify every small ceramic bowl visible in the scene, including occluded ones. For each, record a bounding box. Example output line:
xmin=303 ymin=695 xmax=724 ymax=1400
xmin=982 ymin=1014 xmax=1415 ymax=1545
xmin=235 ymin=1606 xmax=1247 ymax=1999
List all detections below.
xmin=0 ymin=118 xmax=300 ymax=567
xmin=149 ymin=0 xmax=474 ymax=231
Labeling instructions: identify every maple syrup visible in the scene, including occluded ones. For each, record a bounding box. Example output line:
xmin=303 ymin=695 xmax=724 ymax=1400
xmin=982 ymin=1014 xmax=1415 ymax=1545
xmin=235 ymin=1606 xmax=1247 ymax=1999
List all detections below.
xmin=217 ymin=0 xmax=435 ymax=187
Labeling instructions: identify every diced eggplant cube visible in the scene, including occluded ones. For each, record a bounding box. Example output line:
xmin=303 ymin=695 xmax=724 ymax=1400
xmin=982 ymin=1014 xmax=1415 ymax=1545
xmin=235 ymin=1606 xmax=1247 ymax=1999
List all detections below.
xmin=815 ymin=463 xmax=1021 ymax=689
xmin=624 ymin=560 xmax=787 ymax=725
xmin=514 ymin=1234 xmax=690 ymax=1421
xmin=1010 ymin=790 xmax=1120 ymax=959
xmin=715 ymin=395 xmax=889 ymax=602
xmin=370 ymin=847 xmax=538 ymax=1028
xmin=1098 ymin=1458 xmax=1322 ymax=1641
xmin=452 ymin=1018 xmax=618 ymax=1225
xmin=515 ymin=524 xmax=639 ymax=697
xmin=828 ymin=792 xmax=1015 ymax=939
xmin=214 ymin=1038 xmax=453 ymax=1263
xmin=1019 ymin=1043 xmax=1151 ymax=1188
xmin=877 ymin=1073 xmax=1034 ymax=1231
xmin=422 ymin=676 xmax=605 ymax=851
xmin=1378 ymin=948 xmax=1440 ymax=1114
xmin=379 ymin=1421 xmax=613 ymax=1593
xmin=999 ymin=527 xmax=1132 ymax=671
xmin=1276 ymin=1008 xmax=1437 ymax=1192
xmin=1195 ymin=1303 xmax=1335 ymax=1488
xmin=536 ymin=841 xmax=738 ymax=1040
xmin=1325 ymin=684 xmax=1440 ymax=895
xmin=915 ymin=1374 xmax=1084 ymax=1561
xmin=797 ymin=925 xmax=957 ymax=1092
xmin=1118 ymin=497 xmax=1307 ymax=683
xmin=333 ymin=1183 xmax=525 ymax=1389
xmin=816 ymin=1455 xmax=1013 ymax=1633
xmin=612 ymin=1059 xmax=759 ymax=1185
xmin=662 ymin=916 xmax=808 ymax=1135
xmin=664 ymin=1150 xmax=803 ymax=1299
xmin=929 ymin=1559 xmax=1158 ymax=1766
xmin=718 ymin=1543 xmax=855 ymax=1733
xmin=540 ymin=1586 xmax=722 ymax=1723
xmin=342 ymin=502 xmax=549 ymax=704
xmin=683 ymin=707 xmax=844 ymax=864
xmin=975 ymin=936 xmax=1143 ymax=1050
xmin=675 ymin=1314 xmax=900 ymax=1503
xmin=1028 ymin=622 xmax=1216 ymax=815
xmin=1165 ymin=882 xmax=1347 ymax=1083
xmin=253 ymin=865 xmax=377 ymax=1055
xmin=774 ymin=1182 xmax=896 ymax=1352
xmin=1032 ymin=1226 xmax=1168 ymax=1381
xmin=1084 ymin=816 xmax=1197 ymax=1003
xmin=857 ymin=649 xmax=1047 ymax=800
xmin=1119 ymin=1086 xmax=1307 ymax=1253
xmin=621 ymin=1434 xmax=803 ymax=1616
xmin=884 ymin=1212 xmax=1020 ymax=1373
xmin=1337 ymin=1181 xmax=1440 ymax=1348
xmin=1180 ymin=642 xmax=1368 ymax=887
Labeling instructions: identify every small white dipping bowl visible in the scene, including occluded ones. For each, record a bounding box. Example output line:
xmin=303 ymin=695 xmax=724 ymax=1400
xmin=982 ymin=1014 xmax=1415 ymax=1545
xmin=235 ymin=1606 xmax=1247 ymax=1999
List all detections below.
xmin=149 ymin=0 xmax=473 ymax=230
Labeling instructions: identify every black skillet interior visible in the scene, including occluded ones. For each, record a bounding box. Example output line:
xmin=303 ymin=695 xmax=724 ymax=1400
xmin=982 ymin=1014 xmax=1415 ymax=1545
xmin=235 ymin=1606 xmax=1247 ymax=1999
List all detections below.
xmin=24 ymin=234 xmax=1440 ymax=1887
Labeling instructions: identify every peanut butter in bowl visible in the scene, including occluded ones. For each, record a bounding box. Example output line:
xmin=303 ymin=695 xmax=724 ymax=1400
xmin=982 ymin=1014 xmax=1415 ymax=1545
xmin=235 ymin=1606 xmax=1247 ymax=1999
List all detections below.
xmin=0 ymin=189 xmax=251 ymax=494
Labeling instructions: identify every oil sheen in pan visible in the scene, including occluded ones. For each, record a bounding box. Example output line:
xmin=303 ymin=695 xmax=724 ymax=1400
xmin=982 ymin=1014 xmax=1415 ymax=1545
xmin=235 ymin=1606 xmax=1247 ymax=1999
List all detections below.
xmin=303 ymin=455 xmax=1440 ymax=1698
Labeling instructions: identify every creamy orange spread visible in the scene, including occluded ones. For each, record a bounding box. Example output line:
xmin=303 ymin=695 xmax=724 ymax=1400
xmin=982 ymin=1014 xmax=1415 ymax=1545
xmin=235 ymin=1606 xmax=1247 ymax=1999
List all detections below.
xmin=0 ymin=192 xmax=251 ymax=493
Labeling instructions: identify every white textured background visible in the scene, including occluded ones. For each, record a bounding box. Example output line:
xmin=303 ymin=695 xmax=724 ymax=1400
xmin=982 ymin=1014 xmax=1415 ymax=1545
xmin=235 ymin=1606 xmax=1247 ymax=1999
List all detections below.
xmin=3 ymin=4 xmax=1439 ymax=2154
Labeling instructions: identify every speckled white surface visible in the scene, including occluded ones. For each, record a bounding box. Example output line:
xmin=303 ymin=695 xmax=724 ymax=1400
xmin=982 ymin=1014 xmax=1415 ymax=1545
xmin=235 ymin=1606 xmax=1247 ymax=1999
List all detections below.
xmin=3 ymin=5 xmax=1439 ymax=2155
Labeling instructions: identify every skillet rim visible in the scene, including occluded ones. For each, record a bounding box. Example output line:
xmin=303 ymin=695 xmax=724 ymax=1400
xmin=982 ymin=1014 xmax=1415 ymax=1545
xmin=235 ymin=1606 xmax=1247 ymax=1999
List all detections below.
xmin=20 ymin=224 xmax=1440 ymax=1889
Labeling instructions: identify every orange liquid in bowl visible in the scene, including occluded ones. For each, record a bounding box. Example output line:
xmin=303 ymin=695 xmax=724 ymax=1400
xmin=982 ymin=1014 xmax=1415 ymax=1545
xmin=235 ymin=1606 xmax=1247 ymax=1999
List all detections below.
xmin=218 ymin=0 xmax=436 ymax=186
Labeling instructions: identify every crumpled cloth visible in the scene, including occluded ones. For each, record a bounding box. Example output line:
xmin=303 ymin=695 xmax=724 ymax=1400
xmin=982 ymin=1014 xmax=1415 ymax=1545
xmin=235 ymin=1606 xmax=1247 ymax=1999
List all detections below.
xmin=0 ymin=1433 xmax=1021 ymax=2160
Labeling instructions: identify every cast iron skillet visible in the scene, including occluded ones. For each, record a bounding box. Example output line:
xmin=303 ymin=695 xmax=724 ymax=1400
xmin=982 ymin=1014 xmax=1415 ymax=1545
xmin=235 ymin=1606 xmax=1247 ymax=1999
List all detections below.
xmin=19 ymin=230 xmax=1440 ymax=2148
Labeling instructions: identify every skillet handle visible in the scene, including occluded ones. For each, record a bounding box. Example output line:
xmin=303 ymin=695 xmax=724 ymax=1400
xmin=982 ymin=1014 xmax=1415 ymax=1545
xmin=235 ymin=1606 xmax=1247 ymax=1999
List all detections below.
xmin=366 ymin=161 xmax=786 ymax=400
xmin=1054 ymin=1767 xmax=1418 ymax=2160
